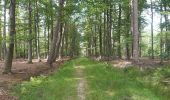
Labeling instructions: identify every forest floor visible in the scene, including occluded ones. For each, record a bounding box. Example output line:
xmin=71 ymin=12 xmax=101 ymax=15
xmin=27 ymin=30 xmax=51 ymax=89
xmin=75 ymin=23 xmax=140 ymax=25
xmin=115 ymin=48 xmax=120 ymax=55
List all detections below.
xmin=91 ymin=57 xmax=169 ymax=69
xmin=109 ymin=58 xmax=161 ymax=68
xmin=11 ymin=58 xmax=170 ymax=100
xmin=0 ymin=58 xmax=70 ymax=100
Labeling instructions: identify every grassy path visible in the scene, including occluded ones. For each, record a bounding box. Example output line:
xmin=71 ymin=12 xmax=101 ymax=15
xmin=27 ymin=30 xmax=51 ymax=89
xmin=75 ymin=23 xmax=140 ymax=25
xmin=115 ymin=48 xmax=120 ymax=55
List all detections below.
xmin=75 ymin=65 xmax=86 ymax=100
xmin=13 ymin=58 xmax=168 ymax=100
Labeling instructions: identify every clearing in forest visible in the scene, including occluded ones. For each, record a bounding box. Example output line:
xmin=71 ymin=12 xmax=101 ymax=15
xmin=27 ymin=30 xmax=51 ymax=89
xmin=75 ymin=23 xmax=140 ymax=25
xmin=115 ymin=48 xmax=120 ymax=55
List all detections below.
xmin=12 ymin=58 xmax=170 ymax=100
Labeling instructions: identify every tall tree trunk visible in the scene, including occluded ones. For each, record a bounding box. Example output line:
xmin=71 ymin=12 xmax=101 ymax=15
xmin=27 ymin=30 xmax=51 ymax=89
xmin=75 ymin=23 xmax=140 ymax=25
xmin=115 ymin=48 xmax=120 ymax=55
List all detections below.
xmin=151 ymin=0 xmax=154 ymax=59
xmin=0 ymin=0 xmax=2 ymax=59
xmin=2 ymin=0 xmax=7 ymax=60
xmin=94 ymin=24 xmax=97 ymax=57
xmin=50 ymin=0 xmax=54 ymax=41
xmin=132 ymin=0 xmax=139 ymax=61
xmin=44 ymin=22 xmax=47 ymax=58
xmin=64 ymin=25 xmax=68 ymax=56
xmin=61 ymin=24 xmax=67 ymax=57
xmin=27 ymin=0 xmax=33 ymax=64
xmin=117 ymin=4 xmax=122 ymax=59
xmin=34 ymin=2 xmax=37 ymax=59
xmin=24 ymin=30 xmax=26 ymax=59
xmin=36 ymin=0 xmax=41 ymax=62
xmin=125 ymin=8 xmax=131 ymax=60
xmin=52 ymin=23 xmax=63 ymax=62
xmin=103 ymin=11 xmax=106 ymax=57
xmin=163 ymin=2 xmax=169 ymax=59
xmin=47 ymin=0 xmax=65 ymax=66
xmin=126 ymin=28 xmax=130 ymax=60
xmin=3 ymin=0 xmax=16 ymax=74
xmin=108 ymin=2 xmax=113 ymax=59
xmin=99 ymin=14 xmax=102 ymax=58
xmin=59 ymin=24 xmax=65 ymax=59
xmin=47 ymin=19 xmax=50 ymax=57
xmin=160 ymin=3 xmax=163 ymax=63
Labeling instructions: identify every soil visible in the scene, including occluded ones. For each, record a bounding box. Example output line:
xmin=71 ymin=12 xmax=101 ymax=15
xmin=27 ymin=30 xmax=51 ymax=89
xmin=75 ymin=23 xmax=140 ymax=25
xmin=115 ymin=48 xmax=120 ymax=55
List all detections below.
xmin=0 ymin=58 xmax=70 ymax=100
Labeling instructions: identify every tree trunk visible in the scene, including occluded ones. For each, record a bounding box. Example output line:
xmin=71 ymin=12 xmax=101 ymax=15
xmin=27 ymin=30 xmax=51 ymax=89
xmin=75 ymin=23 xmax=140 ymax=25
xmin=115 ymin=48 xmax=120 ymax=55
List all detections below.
xmin=3 ymin=0 xmax=16 ymax=74
xmin=50 ymin=0 xmax=54 ymax=41
xmin=151 ymin=0 xmax=154 ymax=59
xmin=132 ymin=0 xmax=139 ymax=61
xmin=160 ymin=3 xmax=163 ymax=63
xmin=103 ymin=11 xmax=106 ymax=57
xmin=27 ymin=0 xmax=33 ymax=64
xmin=64 ymin=25 xmax=68 ymax=56
xmin=47 ymin=18 xmax=50 ymax=57
xmin=2 ymin=0 xmax=7 ymax=60
xmin=36 ymin=0 xmax=41 ymax=62
xmin=47 ymin=0 xmax=65 ymax=66
xmin=99 ymin=14 xmax=102 ymax=57
xmin=163 ymin=2 xmax=169 ymax=59
xmin=117 ymin=4 xmax=122 ymax=59
xmin=0 ymin=0 xmax=2 ymax=59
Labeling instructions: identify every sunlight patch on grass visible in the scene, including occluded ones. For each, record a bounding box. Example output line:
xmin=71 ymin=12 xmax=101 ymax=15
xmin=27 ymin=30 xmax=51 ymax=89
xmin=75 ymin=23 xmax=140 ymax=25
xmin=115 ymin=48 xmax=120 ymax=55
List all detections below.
xmin=105 ymin=90 xmax=115 ymax=96
xmin=74 ymin=65 xmax=85 ymax=69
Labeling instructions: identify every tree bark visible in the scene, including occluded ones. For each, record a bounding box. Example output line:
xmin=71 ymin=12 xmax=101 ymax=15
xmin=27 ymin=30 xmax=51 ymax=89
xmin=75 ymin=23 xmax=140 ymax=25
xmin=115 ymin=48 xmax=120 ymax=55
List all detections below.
xmin=35 ymin=0 xmax=41 ymax=62
xmin=0 ymin=0 xmax=2 ymax=59
xmin=151 ymin=0 xmax=154 ymax=59
xmin=132 ymin=0 xmax=139 ymax=62
xmin=99 ymin=14 xmax=102 ymax=57
xmin=27 ymin=0 xmax=33 ymax=64
xmin=117 ymin=4 xmax=122 ymax=59
xmin=47 ymin=0 xmax=65 ymax=66
xmin=2 ymin=0 xmax=7 ymax=60
xmin=3 ymin=0 xmax=16 ymax=74
xmin=160 ymin=3 xmax=163 ymax=63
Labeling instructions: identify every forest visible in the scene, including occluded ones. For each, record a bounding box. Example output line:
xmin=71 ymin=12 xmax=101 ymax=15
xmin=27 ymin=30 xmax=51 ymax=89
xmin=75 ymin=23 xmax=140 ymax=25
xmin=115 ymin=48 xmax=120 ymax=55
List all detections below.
xmin=0 ymin=0 xmax=170 ymax=100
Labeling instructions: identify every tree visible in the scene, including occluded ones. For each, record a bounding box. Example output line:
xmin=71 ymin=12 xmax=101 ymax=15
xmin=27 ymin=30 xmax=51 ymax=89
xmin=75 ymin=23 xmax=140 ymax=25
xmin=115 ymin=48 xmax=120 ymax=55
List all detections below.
xmin=159 ymin=1 xmax=163 ymax=63
xmin=35 ymin=0 xmax=41 ymax=62
xmin=3 ymin=0 xmax=16 ymax=74
xmin=2 ymin=0 xmax=7 ymax=59
xmin=27 ymin=0 xmax=33 ymax=64
xmin=132 ymin=0 xmax=139 ymax=61
xmin=117 ymin=3 xmax=122 ymax=59
xmin=47 ymin=0 xmax=65 ymax=66
xmin=151 ymin=0 xmax=154 ymax=59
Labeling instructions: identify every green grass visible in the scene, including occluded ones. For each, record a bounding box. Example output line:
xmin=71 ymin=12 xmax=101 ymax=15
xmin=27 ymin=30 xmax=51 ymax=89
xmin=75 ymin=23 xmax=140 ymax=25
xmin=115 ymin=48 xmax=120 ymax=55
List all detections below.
xmin=83 ymin=59 xmax=160 ymax=100
xmin=12 ymin=58 xmax=170 ymax=100
xmin=13 ymin=60 xmax=78 ymax=100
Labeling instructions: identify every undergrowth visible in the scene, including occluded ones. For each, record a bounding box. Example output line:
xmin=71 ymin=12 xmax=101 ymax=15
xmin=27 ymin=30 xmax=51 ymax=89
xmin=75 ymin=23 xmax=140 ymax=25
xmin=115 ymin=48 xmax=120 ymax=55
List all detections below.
xmin=12 ymin=58 xmax=170 ymax=100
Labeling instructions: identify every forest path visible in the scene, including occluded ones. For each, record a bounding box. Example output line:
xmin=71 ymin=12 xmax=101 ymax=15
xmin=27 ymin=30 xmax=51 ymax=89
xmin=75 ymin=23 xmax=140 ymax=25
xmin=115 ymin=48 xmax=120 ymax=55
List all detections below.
xmin=75 ymin=65 xmax=87 ymax=100
xmin=12 ymin=58 xmax=163 ymax=100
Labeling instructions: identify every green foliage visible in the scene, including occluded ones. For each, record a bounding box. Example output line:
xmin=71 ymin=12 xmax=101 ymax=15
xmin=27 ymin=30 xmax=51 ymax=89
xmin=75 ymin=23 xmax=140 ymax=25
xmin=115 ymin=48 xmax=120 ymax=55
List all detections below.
xmin=160 ymin=52 xmax=168 ymax=60
xmin=15 ymin=33 xmax=35 ymax=42
xmin=160 ymin=11 xmax=170 ymax=15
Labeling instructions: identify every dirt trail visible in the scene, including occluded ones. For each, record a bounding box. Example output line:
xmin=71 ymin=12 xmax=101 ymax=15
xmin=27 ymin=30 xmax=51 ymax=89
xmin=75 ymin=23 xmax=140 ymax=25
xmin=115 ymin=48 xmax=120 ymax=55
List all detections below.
xmin=75 ymin=66 xmax=86 ymax=100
